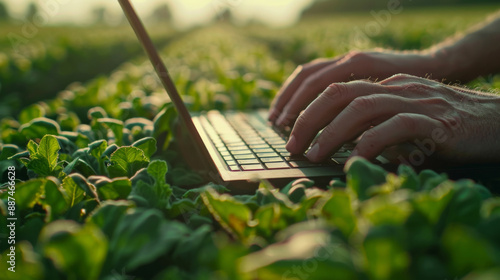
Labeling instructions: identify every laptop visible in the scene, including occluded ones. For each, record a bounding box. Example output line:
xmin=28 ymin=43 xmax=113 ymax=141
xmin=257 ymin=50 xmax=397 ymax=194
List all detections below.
xmin=117 ymin=0 xmax=499 ymax=192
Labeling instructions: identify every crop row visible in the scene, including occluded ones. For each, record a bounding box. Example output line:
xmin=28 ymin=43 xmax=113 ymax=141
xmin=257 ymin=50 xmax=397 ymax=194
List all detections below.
xmin=0 ymin=24 xmax=174 ymax=119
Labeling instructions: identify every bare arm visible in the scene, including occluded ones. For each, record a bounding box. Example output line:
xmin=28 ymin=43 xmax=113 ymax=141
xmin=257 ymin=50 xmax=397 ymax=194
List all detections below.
xmin=429 ymin=11 xmax=500 ymax=82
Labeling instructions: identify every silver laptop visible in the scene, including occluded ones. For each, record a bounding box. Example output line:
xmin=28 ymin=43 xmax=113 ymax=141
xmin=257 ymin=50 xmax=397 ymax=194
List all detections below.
xmin=117 ymin=0 xmax=392 ymax=190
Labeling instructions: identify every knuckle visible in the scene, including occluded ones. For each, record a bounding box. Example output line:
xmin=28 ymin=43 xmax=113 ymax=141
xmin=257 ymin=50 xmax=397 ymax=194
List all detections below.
xmin=394 ymin=113 xmax=419 ymax=131
xmin=437 ymin=112 xmax=463 ymax=132
xmin=348 ymin=96 xmax=377 ymax=114
xmin=362 ymin=129 xmax=379 ymax=142
xmin=346 ymin=50 xmax=367 ymax=60
xmin=381 ymin=73 xmax=417 ymax=85
xmin=322 ymin=83 xmax=349 ymax=101
xmin=417 ymin=97 xmax=450 ymax=108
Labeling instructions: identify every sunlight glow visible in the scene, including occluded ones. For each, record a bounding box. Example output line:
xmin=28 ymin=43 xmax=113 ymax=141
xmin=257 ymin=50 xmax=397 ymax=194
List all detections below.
xmin=5 ymin=0 xmax=314 ymax=28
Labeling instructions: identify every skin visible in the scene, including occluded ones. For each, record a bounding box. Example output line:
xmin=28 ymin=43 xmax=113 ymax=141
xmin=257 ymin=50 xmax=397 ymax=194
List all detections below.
xmin=269 ymin=11 xmax=500 ymax=163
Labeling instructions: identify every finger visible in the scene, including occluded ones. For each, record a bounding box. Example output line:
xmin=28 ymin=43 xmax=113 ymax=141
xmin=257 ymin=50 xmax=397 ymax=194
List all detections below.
xmin=286 ymin=81 xmax=390 ymax=155
xmin=300 ymin=95 xmax=425 ymax=162
xmin=269 ymin=58 xmax=335 ymax=122
xmin=349 ymin=113 xmax=445 ymax=160
xmin=275 ymin=59 xmax=360 ymax=127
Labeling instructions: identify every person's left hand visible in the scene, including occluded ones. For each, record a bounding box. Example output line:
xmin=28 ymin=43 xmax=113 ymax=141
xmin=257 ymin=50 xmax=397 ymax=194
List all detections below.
xmin=285 ymin=74 xmax=500 ymax=164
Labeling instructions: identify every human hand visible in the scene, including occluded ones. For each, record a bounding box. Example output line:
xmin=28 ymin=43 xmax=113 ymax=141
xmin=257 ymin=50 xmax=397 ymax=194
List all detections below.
xmin=269 ymin=50 xmax=443 ymax=127
xmin=284 ymin=74 xmax=500 ymax=164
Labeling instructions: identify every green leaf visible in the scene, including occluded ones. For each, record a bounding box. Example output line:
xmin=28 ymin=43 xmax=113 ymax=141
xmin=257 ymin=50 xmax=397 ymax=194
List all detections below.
xmin=443 ymin=224 xmax=498 ymax=276
xmin=104 ymin=209 xmax=189 ymax=272
xmin=1 ymin=178 xmax=45 ymax=211
xmin=363 ymin=226 xmax=409 ymax=280
xmin=412 ymin=183 xmax=454 ymax=224
xmin=88 ymin=139 xmax=107 ymax=159
xmin=19 ymin=117 xmax=60 ymax=139
xmin=37 ymin=135 xmax=60 ymax=171
xmin=41 ymin=178 xmax=68 ymax=221
xmin=87 ymin=106 xmax=107 ymax=120
xmin=95 ymin=177 xmax=132 ymax=200
xmin=25 ymin=135 xmax=62 ymax=177
xmin=439 ymin=180 xmax=483 ymax=227
xmin=87 ymin=200 xmax=135 ymax=238
xmin=168 ymin=167 xmax=204 ymax=186
xmin=321 ymin=190 xmax=357 ymax=236
xmin=98 ymin=118 xmax=124 ymax=146
xmin=397 ymin=164 xmax=419 ymax=191
xmin=419 ymin=169 xmax=447 ymax=191
xmin=63 ymin=156 xmax=80 ymax=175
xmin=147 ymin=159 xmax=168 ymax=185
xmin=0 ymin=144 xmax=21 ymax=160
xmin=62 ymin=176 xmax=85 ymax=208
xmin=18 ymin=103 xmax=45 ymax=124
xmin=27 ymin=139 xmax=38 ymax=155
xmin=166 ymin=198 xmax=197 ymax=219
xmin=107 ymin=146 xmax=149 ymax=178
xmin=239 ymin=230 xmax=356 ymax=279
xmin=153 ymin=104 xmax=177 ymax=151
xmin=361 ymin=192 xmax=413 ymax=227
xmin=201 ymin=188 xmax=254 ymax=242
xmin=0 ymin=242 xmax=44 ymax=280
xmin=183 ymin=183 xmax=230 ymax=200
xmin=132 ymin=137 xmax=157 ymax=159
xmin=68 ymin=173 xmax=99 ymax=200
xmin=101 ymin=143 xmax=118 ymax=160
xmin=345 ymin=157 xmax=387 ymax=201
xmin=40 ymin=220 xmax=107 ymax=280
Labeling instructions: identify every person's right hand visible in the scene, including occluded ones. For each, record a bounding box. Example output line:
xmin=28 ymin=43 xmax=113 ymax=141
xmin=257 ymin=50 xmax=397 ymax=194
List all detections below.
xmin=268 ymin=50 xmax=444 ymax=128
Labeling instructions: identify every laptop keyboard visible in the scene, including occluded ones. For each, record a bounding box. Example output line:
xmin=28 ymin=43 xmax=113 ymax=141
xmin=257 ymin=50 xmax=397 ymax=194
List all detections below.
xmin=200 ymin=110 xmax=357 ymax=172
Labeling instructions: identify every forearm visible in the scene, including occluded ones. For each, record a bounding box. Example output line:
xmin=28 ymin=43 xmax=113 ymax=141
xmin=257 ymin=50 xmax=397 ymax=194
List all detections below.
xmin=425 ymin=10 xmax=500 ymax=83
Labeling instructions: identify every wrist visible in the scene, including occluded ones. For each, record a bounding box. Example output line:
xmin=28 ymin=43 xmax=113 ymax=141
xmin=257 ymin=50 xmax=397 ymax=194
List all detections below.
xmin=424 ymin=45 xmax=476 ymax=83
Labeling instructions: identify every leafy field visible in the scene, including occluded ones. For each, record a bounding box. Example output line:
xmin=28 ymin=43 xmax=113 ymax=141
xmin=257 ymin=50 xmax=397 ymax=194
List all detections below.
xmin=1 ymin=5 xmax=500 ymax=280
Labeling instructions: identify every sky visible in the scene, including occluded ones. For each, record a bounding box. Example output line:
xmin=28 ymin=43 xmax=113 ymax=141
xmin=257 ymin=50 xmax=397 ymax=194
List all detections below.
xmin=4 ymin=0 xmax=315 ymax=28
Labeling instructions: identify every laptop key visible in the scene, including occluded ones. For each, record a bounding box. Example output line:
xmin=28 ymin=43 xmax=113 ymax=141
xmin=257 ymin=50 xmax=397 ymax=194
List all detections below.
xmin=241 ymin=164 xmax=264 ymax=171
xmin=237 ymin=159 xmax=260 ymax=165
xmin=220 ymin=151 xmax=231 ymax=156
xmin=260 ymin=157 xmax=284 ymax=163
xmin=256 ymin=152 xmax=279 ymax=158
xmin=252 ymin=148 xmax=274 ymax=153
xmin=228 ymin=165 xmax=240 ymax=171
xmin=231 ymin=149 xmax=253 ymax=155
xmin=280 ymin=152 xmax=291 ymax=157
xmin=246 ymin=139 xmax=266 ymax=145
xmin=264 ymin=162 xmax=290 ymax=169
xmin=249 ymin=144 xmax=270 ymax=149
xmin=226 ymin=160 xmax=236 ymax=166
xmin=271 ymin=143 xmax=287 ymax=149
xmin=234 ymin=154 xmax=256 ymax=160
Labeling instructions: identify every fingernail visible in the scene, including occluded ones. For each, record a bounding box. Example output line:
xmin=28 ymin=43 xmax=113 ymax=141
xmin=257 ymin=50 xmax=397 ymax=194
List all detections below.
xmin=286 ymin=135 xmax=296 ymax=151
xmin=306 ymin=143 xmax=320 ymax=161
